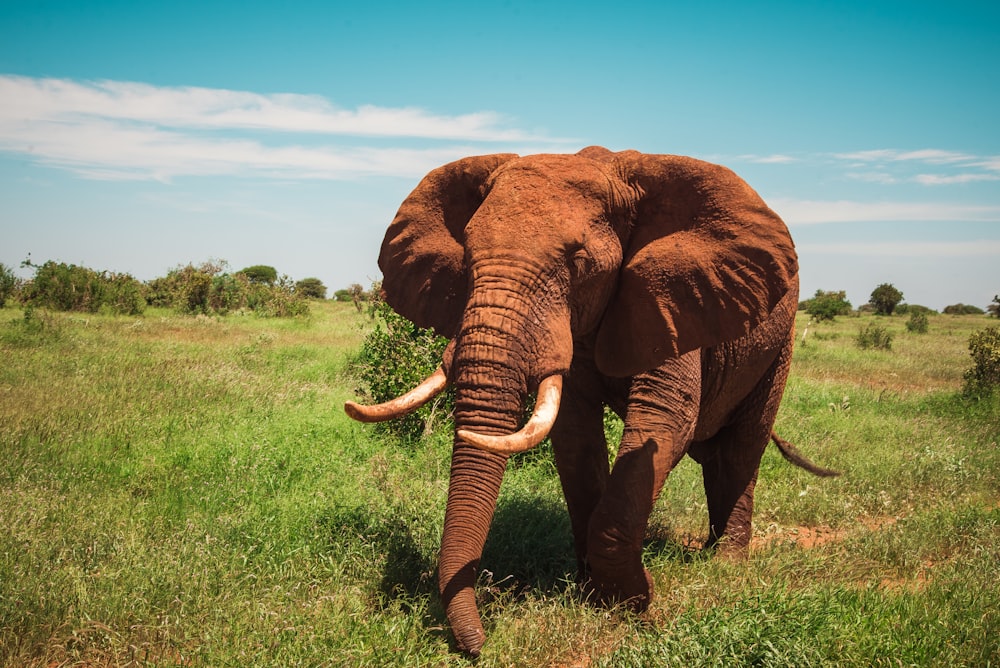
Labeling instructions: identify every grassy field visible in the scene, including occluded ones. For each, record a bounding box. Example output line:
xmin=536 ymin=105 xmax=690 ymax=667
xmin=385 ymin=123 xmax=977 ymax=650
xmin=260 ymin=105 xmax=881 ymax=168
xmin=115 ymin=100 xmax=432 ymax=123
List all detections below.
xmin=1 ymin=302 xmax=998 ymax=667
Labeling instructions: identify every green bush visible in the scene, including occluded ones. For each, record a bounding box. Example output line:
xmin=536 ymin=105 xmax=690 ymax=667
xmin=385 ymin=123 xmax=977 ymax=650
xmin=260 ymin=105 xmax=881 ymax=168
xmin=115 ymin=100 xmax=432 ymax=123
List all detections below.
xmin=353 ymin=294 xmax=452 ymax=441
xmin=0 ymin=262 xmax=17 ymax=307
xmin=856 ymin=322 xmax=893 ymax=350
xmin=20 ymin=260 xmax=145 ymax=315
xmin=906 ymin=311 xmax=929 ymax=334
xmin=147 ymin=261 xmax=308 ymax=317
xmin=963 ymin=327 xmax=1000 ymax=396
xmin=296 ymin=277 xmax=327 ymax=299
xmin=869 ymin=283 xmax=904 ymax=315
xmin=801 ymin=289 xmax=852 ymax=321
xmin=943 ymin=303 xmax=985 ymax=315
xmin=239 ymin=265 xmax=278 ymax=285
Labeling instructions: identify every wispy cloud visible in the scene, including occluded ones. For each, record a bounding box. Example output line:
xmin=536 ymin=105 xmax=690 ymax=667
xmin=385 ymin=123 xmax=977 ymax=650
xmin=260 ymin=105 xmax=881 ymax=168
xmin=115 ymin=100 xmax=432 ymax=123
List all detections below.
xmin=0 ymin=75 xmax=574 ymax=181
xmin=769 ymin=198 xmax=1000 ymax=224
xmin=834 ymin=148 xmax=1000 ymax=186
xmin=797 ymin=239 xmax=1000 ymax=257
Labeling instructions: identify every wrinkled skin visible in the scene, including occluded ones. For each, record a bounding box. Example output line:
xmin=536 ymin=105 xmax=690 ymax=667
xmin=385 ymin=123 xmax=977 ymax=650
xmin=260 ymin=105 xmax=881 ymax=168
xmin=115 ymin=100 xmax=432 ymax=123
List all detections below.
xmin=354 ymin=147 xmax=810 ymax=656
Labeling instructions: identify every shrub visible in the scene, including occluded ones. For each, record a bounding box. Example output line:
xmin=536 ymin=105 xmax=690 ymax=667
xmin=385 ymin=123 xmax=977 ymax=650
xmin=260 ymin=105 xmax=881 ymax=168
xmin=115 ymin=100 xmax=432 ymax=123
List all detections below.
xmin=906 ymin=311 xmax=929 ymax=334
xmin=895 ymin=303 xmax=935 ymax=316
xmin=869 ymin=283 xmax=903 ymax=315
xmin=353 ymin=294 xmax=452 ymax=440
xmin=962 ymin=327 xmax=1000 ymax=396
xmin=239 ymin=265 xmax=279 ymax=285
xmin=856 ymin=322 xmax=893 ymax=350
xmin=296 ymin=277 xmax=327 ymax=299
xmin=0 ymin=263 xmax=16 ymax=307
xmin=989 ymin=295 xmax=1000 ymax=319
xmin=20 ymin=260 xmax=145 ymax=315
xmin=943 ymin=303 xmax=985 ymax=316
xmin=147 ymin=261 xmax=308 ymax=317
xmin=801 ymin=289 xmax=852 ymax=321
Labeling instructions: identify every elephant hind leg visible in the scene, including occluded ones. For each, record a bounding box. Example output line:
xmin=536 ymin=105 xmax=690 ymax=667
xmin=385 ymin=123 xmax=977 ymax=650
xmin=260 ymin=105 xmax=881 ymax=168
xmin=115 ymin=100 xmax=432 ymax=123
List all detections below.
xmin=696 ymin=426 xmax=767 ymax=555
xmin=694 ymin=334 xmax=794 ymax=556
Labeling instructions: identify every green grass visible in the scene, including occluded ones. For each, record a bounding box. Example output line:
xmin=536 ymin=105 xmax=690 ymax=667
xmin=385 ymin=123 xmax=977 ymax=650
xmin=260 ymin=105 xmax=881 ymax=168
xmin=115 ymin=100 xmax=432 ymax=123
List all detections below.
xmin=1 ymin=305 xmax=998 ymax=666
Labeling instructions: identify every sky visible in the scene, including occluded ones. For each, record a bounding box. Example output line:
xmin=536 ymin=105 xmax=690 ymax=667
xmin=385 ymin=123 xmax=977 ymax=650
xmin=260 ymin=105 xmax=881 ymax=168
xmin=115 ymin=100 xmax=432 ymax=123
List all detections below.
xmin=1 ymin=0 xmax=998 ymax=311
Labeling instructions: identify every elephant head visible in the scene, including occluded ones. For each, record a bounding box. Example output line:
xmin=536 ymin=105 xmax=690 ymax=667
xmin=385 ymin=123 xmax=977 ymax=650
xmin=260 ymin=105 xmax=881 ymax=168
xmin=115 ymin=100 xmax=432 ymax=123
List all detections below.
xmin=345 ymin=146 xmax=797 ymax=656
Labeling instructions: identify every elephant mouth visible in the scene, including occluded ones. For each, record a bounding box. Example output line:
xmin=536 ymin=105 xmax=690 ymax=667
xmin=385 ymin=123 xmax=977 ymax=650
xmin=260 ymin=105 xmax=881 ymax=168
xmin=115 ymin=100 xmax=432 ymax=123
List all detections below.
xmin=344 ymin=368 xmax=562 ymax=454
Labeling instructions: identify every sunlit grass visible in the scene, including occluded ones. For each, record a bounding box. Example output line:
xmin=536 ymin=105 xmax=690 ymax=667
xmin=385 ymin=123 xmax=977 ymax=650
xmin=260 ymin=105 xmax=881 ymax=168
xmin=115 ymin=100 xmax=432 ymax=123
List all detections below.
xmin=1 ymin=303 xmax=998 ymax=666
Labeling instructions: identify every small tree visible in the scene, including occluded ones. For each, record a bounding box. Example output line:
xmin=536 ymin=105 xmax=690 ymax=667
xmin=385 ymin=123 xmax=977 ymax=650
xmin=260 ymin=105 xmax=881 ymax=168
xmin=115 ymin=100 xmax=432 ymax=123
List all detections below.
xmin=988 ymin=295 xmax=1000 ymax=319
xmin=869 ymin=283 xmax=904 ymax=315
xmin=906 ymin=311 xmax=929 ymax=334
xmin=856 ymin=322 xmax=893 ymax=350
xmin=963 ymin=327 xmax=1000 ymax=396
xmin=295 ymin=277 xmax=327 ymax=299
xmin=803 ymin=289 xmax=852 ymax=321
xmin=0 ymin=262 xmax=16 ymax=307
xmin=240 ymin=265 xmax=278 ymax=285
xmin=943 ymin=303 xmax=985 ymax=316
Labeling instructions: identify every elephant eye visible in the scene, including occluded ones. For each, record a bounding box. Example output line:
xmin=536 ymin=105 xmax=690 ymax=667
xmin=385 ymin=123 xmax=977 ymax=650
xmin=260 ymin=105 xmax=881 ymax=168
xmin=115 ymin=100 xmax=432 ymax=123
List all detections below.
xmin=571 ymin=248 xmax=592 ymax=276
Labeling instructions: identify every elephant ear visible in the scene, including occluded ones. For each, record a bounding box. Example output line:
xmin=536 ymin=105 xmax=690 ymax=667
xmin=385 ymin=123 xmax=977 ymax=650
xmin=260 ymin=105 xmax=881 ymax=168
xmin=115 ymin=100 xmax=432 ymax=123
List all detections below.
xmin=378 ymin=153 xmax=518 ymax=338
xmin=594 ymin=151 xmax=798 ymax=377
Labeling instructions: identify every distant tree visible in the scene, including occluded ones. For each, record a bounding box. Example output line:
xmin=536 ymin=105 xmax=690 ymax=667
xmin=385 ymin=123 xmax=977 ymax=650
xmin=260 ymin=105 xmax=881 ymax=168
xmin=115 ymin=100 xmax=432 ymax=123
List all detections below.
xmin=943 ymin=303 xmax=985 ymax=315
xmin=989 ymin=295 xmax=1000 ymax=319
xmin=869 ymin=283 xmax=904 ymax=315
xmin=802 ymin=289 xmax=852 ymax=321
xmin=894 ymin=303 xmax=935 ymax=315
xmin=0 ymin=262 xmax=16 ymax=307
xmin=333 ymin=289 xmax=352 ymax=302
xmin=239 ymin=265 xmax=278 ymax=285
xmin=295 ymin=277 xmax=327 ymax=299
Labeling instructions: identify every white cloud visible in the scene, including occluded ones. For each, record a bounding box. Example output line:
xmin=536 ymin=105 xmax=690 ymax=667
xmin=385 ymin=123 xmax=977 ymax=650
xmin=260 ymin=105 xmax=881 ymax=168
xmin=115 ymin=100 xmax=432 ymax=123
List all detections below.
xmin=0 ymin=74 xmax=574 ymax=181
xmin=798 ymin=239 xmax=1000 ymax=257
xmin=835 ymin=149 xmax=975 ymax=164
xmin=769 ymin=198 xmax=1000 ymax=224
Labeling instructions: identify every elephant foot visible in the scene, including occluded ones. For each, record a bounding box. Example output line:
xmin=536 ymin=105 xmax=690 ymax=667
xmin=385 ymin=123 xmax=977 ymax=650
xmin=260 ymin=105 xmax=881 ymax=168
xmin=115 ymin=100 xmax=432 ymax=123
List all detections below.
xmin=586 ymin=564 xmax=654 ymax=612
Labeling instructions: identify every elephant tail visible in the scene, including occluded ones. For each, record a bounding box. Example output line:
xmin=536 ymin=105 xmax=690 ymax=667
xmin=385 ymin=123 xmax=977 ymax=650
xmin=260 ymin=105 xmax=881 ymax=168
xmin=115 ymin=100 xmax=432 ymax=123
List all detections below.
xmin=770 ymin=432 xmax=840 ymax=477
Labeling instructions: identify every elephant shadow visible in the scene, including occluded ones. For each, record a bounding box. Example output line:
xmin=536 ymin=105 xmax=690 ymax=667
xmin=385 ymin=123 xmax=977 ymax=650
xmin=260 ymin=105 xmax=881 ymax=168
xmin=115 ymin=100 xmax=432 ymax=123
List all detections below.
xmin=375 ymin=493 xmax=701 ymax=606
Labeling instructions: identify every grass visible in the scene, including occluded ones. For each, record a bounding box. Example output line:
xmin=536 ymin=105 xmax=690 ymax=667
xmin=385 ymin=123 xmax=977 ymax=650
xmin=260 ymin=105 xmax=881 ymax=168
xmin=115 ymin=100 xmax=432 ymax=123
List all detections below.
xmin=1 ymin=304 xmax=998 ymax=666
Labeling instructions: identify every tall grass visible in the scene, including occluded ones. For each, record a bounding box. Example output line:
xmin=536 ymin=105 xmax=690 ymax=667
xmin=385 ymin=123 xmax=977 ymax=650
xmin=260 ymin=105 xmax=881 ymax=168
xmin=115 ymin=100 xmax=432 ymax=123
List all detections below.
xmin=1 ymin=305 xmax=998 ymax=666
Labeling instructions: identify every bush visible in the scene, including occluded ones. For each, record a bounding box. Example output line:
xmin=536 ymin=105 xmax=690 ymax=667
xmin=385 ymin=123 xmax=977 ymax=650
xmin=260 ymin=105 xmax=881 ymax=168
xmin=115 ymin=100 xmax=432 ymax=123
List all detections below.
xmin=0 ymin=263 xmax=17 ymax=307
xmin=943 ymin=303 xmax=985 ymax=316
xmin=20 ymin=260 xmax=146 ymax=315
xmin=989 ymin=295 xmax=1000 ymax=319
xmin=352 ymin=294 xmax=452 ymax=441
xmin=239 ymin=265 xmax=278 ymax=285
xmin=962 ymin=327 xmax=1000 ymax=397
xmin=906 ymin=311 xmax=929 ymax=334
xmin=869 ymin=283 xmax=903 ymax=315
xmin=895 ymin=303 xmax=935 ymax=316
xmin=296 ymin=277 xmax=327 ymax=299
xmin=856 ymin=322 xmax=893 ymax=350
xmin=147 ymin=261 xmax=308 ymax=317
xmin=801 ymin=290 xmax=852 ymax=321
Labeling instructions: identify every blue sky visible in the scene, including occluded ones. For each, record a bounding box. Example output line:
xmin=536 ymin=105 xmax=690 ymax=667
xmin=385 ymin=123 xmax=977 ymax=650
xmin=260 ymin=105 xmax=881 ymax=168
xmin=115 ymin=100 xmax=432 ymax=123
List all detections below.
xmin=1 ymin=0 xmax=998 ymax=310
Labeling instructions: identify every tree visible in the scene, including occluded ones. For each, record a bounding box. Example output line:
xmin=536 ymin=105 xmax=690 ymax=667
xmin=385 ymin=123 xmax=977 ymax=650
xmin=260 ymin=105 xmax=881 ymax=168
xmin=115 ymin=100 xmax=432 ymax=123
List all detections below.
xmin=239 ymin=265 xmax=278 ymax=285
xmin=989 ymin=295 xmax=1000 ymax=319
xmin=944 ymin=303 xmax=985 ymax=315
xmin=869 ymin=283 xmax=903 ymax=315
xmin=295 ymin=277 xmax=327 ymax=299
xmin=0 ymin=262 xmax=16 ymax=307
xmin=802 ymin=289 xmax=852 ymax=321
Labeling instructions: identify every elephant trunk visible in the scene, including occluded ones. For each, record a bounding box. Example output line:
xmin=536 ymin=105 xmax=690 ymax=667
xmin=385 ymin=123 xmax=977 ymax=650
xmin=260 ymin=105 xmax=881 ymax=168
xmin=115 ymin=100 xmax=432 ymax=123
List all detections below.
xmin=440 ymin=363 xmax=523 ymax=657
xmin=438 ymin=272 xmax=544 ymax=657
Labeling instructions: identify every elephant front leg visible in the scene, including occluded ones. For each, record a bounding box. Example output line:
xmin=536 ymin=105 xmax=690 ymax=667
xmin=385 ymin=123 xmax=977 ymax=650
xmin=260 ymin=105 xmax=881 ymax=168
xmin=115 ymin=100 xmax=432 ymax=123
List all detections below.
xmin=585 ymin=361 xmax=700 ymax=610
xmin=550 ymin=370 xmax=612 ymax=584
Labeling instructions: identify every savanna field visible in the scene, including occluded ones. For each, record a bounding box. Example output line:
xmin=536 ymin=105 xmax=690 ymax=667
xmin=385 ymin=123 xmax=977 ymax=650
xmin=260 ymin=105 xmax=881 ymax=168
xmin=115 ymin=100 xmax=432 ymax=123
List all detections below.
xmin=1 ymin=302 xmax=998 ymax=667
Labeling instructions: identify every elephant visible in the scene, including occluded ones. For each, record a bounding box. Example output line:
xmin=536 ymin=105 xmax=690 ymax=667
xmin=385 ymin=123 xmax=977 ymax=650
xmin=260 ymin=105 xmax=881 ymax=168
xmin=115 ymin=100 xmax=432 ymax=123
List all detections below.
xmin=345 ymin=146 xmax=837 ymax=657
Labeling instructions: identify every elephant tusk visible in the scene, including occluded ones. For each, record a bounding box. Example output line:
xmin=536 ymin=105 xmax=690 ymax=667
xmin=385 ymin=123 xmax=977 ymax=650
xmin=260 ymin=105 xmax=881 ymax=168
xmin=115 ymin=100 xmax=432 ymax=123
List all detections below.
xmin=457 ymin=375 xmax=563 ymax=455
xmin=344 ymin=367 xmax=448 ymax=423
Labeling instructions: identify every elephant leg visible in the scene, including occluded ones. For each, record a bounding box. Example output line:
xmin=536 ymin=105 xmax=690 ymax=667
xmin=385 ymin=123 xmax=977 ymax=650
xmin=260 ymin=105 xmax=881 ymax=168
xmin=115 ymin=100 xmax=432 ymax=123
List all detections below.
xmin=585 ymin=355 xmax=700 ymax=610
xmin=550 ymin=367 xmax=611 ymax=583
xmin=695 ymin=334 xmax=794 ymax=555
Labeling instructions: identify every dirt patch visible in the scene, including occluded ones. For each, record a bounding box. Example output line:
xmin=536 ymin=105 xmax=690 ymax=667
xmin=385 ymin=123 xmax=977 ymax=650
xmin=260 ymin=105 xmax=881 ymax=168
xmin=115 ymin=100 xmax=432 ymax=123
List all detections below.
xmin=754 ymin=515 xmax=900 ymax=550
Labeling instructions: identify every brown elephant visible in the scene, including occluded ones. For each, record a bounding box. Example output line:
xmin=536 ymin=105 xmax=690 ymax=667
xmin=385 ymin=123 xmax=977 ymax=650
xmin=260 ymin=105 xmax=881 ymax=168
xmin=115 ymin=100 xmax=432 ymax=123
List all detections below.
xmin=345 ymin=146 xmax=837 ymax=657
